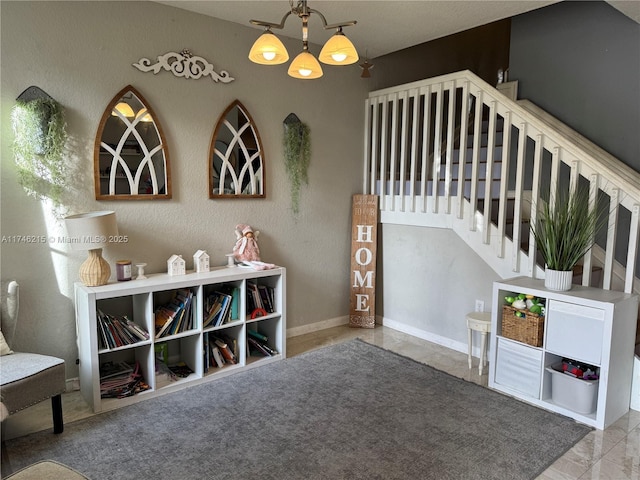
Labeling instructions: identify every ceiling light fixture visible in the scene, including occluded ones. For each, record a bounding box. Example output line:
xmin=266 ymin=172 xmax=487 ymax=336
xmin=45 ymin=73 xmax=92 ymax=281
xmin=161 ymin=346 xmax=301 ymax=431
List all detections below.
xmin=249 ymin=0 xmax=358 ymax=80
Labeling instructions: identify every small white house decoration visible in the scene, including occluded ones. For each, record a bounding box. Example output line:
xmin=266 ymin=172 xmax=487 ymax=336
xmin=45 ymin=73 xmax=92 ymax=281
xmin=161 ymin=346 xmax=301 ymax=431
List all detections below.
xmin=193 ymin=250 xmax=210 ymax=273
xmin=167 ymin=254 xmax=186 ymax=276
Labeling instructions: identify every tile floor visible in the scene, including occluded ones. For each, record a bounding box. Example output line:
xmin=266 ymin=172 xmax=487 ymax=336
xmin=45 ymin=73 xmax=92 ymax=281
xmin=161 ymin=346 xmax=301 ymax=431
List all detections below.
xmin=2 ymin=325 xmax=639 ymax=479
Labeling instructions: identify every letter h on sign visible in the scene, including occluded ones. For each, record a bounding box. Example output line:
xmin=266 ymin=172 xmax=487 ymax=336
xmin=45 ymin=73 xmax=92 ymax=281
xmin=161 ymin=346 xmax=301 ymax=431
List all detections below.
xmin=349 ymin=194 xmax=378 ymax=328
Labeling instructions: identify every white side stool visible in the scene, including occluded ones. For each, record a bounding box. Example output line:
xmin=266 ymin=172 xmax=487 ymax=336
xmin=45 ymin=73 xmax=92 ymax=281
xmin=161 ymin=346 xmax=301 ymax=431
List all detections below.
xmin=466 ymin=311 xmax=492 ymax=375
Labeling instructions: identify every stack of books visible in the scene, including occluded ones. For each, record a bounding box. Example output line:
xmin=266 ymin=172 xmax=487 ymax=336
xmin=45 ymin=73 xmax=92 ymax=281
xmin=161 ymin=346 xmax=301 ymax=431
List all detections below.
xmin=247 ymin=283 xmax=275 ymax=316
xmin=247 ymin=329 xmax=277 ymax=357
xmin=203 ymin=286 xmax=239 ymax=328
xmin=97 ymin=310 xmax=150 ymax=350
xmin=154 ymin=289 xmax=195 ymax=338
xmin=99 ymin=361 xmax=149 ymax=398
xmin=203 ymin=332 xmax=238 ymax=370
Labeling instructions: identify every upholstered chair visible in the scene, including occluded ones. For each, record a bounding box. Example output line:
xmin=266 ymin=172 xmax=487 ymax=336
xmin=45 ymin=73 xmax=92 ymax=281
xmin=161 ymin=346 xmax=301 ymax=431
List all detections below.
xmin=0 ymin=281 xmax=65 ymax=434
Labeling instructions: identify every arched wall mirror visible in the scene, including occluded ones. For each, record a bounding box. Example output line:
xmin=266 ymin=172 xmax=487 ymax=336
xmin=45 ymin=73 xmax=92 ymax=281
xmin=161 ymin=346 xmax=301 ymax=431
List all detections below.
xmin=94 ymin=85 xmax=171 ymax=200
xmin=209 ymin=100 xmax=265 ymax=198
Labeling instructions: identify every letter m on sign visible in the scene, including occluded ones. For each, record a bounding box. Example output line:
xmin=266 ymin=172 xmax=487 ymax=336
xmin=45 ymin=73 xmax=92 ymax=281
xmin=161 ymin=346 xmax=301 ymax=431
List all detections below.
xmin=349 ymin=194 xmax=378 ymax=328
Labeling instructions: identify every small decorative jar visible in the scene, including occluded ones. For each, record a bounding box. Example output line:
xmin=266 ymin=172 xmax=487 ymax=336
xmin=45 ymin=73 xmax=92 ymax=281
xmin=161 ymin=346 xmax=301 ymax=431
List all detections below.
xmin=116 ymin=260 xmax=132 ymax=281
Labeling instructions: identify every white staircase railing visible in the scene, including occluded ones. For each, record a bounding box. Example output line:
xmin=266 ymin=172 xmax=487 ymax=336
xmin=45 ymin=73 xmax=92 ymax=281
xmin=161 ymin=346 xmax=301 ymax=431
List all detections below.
xmin=363 ymin=70 xmax=640 ymax=295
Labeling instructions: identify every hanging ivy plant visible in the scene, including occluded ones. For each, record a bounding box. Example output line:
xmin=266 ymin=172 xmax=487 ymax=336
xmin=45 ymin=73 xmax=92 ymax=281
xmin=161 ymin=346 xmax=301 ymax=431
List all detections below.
xmin=11 ymin=97 xmax=68 ymax=207
xmin=283 ymin=114 xmax=311 ymax=214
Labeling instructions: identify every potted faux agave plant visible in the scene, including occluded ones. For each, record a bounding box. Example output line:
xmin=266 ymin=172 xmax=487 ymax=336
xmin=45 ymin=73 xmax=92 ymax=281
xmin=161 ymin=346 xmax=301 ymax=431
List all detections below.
xmin=530 ymin=187 xmax=602 ymax=291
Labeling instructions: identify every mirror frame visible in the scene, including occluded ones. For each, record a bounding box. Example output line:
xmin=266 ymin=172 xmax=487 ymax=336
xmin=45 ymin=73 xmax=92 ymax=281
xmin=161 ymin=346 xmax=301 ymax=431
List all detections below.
xmin=208 ymin=100 xmax=265 ymax=199
xmin=94 ymin=85 xmax=172 ymax=200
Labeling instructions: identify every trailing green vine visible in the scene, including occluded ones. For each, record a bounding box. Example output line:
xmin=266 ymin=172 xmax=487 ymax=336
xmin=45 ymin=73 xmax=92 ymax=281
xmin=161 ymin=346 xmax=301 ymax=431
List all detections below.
xmin=11 ymin=98 xmax=68 ymax=207
xmin=283 ymin=119 xmax=311 ymax=214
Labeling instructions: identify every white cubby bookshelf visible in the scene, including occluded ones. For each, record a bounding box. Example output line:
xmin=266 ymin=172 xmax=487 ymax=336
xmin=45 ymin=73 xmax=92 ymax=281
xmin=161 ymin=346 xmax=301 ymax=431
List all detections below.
xmin=75 ymin=266 xmax=286 ymax=412
xmin=489 ymin=276 xmax=638 ymax=429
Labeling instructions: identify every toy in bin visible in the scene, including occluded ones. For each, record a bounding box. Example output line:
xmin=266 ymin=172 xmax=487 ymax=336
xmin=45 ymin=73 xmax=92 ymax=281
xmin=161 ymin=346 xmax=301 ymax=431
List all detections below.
xmin=504 ymin=293 xmax=545 ymax=315
xmin=561 ymin=358 xmax=599 ymax=380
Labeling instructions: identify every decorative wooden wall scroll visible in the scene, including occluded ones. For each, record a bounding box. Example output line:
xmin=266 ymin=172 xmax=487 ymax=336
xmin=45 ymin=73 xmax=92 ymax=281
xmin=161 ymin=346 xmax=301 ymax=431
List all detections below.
xmin=349 ymin=194 xmax=379 ymax=328
xmin=133 ymin=49 xmax=234 ymax=84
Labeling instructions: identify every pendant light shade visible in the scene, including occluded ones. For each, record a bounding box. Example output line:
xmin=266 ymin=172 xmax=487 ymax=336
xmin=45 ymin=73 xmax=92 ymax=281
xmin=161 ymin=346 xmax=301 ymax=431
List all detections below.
xmin=288 ymin=50 xmax=323 ymax=79
xmin=248 ymin=30 xmax=290 ymax=65
xmin=319 ymin=30 xmax=359 ymax=65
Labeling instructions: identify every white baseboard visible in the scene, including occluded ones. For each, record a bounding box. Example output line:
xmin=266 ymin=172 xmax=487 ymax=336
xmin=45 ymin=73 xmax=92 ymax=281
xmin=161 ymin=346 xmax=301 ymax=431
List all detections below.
xmin=380 ymin=316 xmax=479 ymax=357
xmin=285 ymin=315 xmax=487 ymax=359
xmin=286 ymin=316 xmax=349 ymax=338
xmin=66 ymin=377 xmax=80 ymax=392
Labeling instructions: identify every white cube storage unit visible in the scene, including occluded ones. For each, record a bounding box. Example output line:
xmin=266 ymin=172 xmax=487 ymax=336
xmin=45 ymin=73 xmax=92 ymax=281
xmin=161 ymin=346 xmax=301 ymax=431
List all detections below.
xmin=489 ymin=277 xmax=638 ymax=429
xmin=75 ymin=267 xmax=286 ymax=413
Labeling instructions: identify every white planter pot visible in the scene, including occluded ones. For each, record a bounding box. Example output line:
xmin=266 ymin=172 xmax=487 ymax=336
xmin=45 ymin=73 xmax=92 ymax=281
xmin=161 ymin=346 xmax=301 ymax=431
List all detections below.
xmin=545 ymin=268 xmax=573 ymax=291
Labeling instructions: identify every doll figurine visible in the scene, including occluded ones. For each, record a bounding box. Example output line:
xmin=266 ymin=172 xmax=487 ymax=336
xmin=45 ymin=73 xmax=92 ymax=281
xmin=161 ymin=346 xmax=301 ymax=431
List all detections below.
xmin=233 ymin=224 xmax=261 ymax=262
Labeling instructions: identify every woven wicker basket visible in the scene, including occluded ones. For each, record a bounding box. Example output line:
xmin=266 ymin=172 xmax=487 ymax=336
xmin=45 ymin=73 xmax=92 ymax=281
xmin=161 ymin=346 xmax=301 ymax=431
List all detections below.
xmin=501 ymin=305 xmax=544 ymax=347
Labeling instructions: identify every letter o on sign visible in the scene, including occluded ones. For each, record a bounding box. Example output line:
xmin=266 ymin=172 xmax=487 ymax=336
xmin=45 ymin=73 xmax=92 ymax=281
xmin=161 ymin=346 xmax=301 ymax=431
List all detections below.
xmin=354 ymin=247 xmax=372 ymax=266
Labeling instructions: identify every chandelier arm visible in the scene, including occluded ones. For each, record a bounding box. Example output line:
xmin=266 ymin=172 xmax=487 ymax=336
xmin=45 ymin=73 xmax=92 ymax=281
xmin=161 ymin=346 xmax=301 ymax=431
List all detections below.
xmin=306 ymin=8 xmax=356 ymax=30
xmin=322 ymin=20 xmax=357 ymax=30
xmin=250 ymin=11 xmax=293 ymax=30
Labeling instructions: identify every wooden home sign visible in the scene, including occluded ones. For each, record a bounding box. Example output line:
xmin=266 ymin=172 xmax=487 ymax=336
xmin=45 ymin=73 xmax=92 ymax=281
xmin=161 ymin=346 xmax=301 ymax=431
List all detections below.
xmin=349 ymin=194 xmax=378 ymax=328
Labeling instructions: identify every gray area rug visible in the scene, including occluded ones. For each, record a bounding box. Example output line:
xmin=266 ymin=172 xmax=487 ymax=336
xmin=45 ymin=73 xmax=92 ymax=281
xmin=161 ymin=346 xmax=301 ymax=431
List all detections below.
xmin=4 ymin=339 xmax=590 ymax=479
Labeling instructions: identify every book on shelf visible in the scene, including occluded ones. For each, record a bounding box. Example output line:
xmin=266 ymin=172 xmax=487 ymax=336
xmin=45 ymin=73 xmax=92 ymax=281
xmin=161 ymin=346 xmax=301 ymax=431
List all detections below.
xmin=247 ymin=329 xmax=268 ymax=342
xmin=212 ymin=336 xmax=237 ymax=364
xmin=247 ymin=282 xmax=261 ymax=313
xmin=97 ymin=310 xmax=150 ymax=350
xmin=154 ymin=289 xmax=194 ymax=338
xmin=258 ymin=285 xmax=275 ymax=313
xmin=100 ymin=360 xmax=134 ymax=380
xmin=168 ymin=362 xmax=193 ymax=378
xmin=247 ymin=336 xmax=277 ymax=357
xmin=123 ymin=316 xmax=150 ymax=340
xmin=203 ymin=335 xmax=209 ymax=373
xmin=211 ymin=346 xmax=225 ymax=368
xmin=218 ymin=285 xmax=240 ymax=321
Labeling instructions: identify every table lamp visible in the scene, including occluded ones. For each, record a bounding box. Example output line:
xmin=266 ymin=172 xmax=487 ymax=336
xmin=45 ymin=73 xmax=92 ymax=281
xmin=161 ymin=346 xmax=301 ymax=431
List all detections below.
xmin=64 ymin=211 xmax=118 ymax=286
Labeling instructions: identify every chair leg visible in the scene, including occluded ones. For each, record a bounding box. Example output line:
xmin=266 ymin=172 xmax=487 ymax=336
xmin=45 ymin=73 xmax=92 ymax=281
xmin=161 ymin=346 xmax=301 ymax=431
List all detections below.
xmin=51 ymin=394 xmax=63 ymax=434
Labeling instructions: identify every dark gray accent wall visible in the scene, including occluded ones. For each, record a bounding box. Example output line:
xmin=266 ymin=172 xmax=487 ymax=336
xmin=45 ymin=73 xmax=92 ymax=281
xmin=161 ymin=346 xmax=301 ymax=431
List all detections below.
xmin=369 ymin=19 xmax=510 ymax=91
xmin=509 ymin=0 xmax=640 ymax=171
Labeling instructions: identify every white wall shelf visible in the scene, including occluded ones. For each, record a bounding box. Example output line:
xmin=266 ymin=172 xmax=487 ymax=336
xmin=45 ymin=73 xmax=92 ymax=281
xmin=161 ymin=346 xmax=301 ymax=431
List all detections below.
xmin=489 ymin=276 xmax=638 ymax=429
xmin=75 ymin=266 xmax=286 ymax=413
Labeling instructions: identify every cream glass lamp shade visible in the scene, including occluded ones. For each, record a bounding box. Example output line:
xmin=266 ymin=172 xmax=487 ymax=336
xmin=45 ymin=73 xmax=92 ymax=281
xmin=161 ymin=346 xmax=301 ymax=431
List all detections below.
xmin=111 ymin=102 xmax=135 ymax=118
xmin=319 ymin=31 xmax=359 ymax=65
xmin=288 ymin=51 xmax=323 ymax=79
xmin=249 ymin=31 xmax=290 ymax=65
xmin=64 ymin=211 xmax=118 ymax=287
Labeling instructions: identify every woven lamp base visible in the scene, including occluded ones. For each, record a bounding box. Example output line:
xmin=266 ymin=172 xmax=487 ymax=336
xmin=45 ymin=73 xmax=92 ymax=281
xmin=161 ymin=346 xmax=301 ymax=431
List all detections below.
xmin=79 ymin=248 xmax=111 ymax=286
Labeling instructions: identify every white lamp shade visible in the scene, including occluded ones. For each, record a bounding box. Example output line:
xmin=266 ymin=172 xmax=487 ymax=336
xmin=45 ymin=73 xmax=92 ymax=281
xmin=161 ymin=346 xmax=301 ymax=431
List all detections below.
xmin=288 ymin=51 xmax=323 ymax=79
xmin=64 ymin=211 xmax=118 ymax=250
xmin=249 ymin=32 xmax=290 ymax=65
xmin=319 ymin=31 xmax=359 ymax=65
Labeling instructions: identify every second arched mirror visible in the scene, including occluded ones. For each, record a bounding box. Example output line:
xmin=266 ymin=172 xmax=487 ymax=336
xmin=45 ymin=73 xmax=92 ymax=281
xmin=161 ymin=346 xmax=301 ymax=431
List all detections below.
xmin=209 ymin=100 xmax=265 ymax=198
xmin=94 ymin=85 xmax=171 ymax=200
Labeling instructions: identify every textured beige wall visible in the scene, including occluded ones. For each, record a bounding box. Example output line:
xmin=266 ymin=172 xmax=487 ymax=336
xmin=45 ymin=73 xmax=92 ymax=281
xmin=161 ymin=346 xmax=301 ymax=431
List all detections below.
xmin=0 ymin=1 xmax=366 ymax=378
